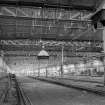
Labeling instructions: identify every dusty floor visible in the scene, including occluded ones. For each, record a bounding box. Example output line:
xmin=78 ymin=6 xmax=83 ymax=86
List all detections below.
xmin=19 ymin=77 xmax=105 ymax=105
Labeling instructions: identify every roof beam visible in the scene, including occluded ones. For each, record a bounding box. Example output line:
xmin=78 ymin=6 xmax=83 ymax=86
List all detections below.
xmin=17 ymin=8 xmax=29 ymax=17
xmin=90 ymin=0 xmax=105 ymax=18
xmin=97 ymin=0 xmax=105 ymax=10
xmin=71 ymin=12 xmax=80 ymax=19
xmin=0 ymin=0 xmax=95 ymax=11
xmin=72 ymin=27 xmax=92 ymax=40
xmin=81 ymin=13 xmax=93 ymax=20
xmin=2 ymin=7 xmax=16 ymax=16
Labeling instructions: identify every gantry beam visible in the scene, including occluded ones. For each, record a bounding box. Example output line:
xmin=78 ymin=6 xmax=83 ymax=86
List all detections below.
xmin=0 ymin=0 xmax=95 ymax=11
xmin=0 ymin=40 xmax=102 ymax=53
xmin=0 ymin=6 xmax=92 ymax=21
xmin=3 ymin=50 xmax=102 ymax=60
xmin=0 ymin=39 xmax=102 ymax=47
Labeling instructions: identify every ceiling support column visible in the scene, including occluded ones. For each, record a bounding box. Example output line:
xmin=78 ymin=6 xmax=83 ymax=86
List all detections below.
xmin=102 ymin=27 xmax=105 ymax=86
xmin=100 ymin=10 xmax=105 ymax=86
xmin=91 ymin=8 xmax=105 ymax=86
xmin=61 ymin=45 xmax=64 ymax=78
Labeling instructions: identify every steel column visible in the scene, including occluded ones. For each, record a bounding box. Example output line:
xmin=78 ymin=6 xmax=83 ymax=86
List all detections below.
xmin=103 ymin=27 xmax=105 ymax=86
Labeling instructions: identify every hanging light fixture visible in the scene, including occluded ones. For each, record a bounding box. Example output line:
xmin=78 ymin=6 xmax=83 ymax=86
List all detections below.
xmin=37 ymin=42 xmax=49 ymax=77
xmin=37 ymin=44 xmax=49 ymax=60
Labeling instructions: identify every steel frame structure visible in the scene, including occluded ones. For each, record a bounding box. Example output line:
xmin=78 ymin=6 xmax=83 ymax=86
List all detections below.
xmin=0 ymin=0 xmax=97 ymax=11
xmin=0 ymin=4 xmax=103 ymax=62
xmin=0 ymin=40 xmax=103 ymax=60
xmin=0 ymin=5 xmax=95 ymax=41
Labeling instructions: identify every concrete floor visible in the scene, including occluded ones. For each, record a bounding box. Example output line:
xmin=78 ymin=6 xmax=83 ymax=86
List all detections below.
xmin=19 ymin=77 xmax=105 ymax=105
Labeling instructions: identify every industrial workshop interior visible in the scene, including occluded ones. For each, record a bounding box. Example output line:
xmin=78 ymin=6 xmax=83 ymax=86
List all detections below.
xmin=0 ymin=0 xmax=105 ymax=105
